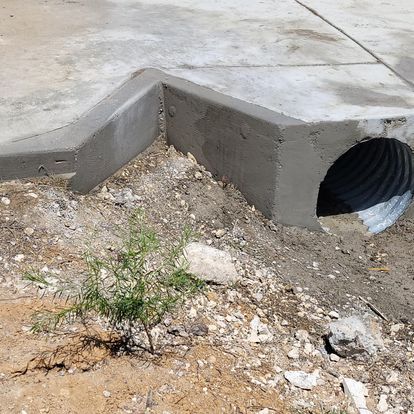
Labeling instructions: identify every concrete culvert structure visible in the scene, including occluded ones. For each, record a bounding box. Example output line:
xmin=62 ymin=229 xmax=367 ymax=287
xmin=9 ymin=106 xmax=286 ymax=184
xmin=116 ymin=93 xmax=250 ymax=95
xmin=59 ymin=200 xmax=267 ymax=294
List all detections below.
xmin=317 ymin=138 xmax=414 ymax=233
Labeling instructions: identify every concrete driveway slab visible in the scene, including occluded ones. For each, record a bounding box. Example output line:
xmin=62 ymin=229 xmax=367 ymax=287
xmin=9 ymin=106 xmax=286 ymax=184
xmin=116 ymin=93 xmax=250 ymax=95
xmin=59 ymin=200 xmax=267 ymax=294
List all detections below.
xmin=1 ymin=0 xmax=378 ymax=141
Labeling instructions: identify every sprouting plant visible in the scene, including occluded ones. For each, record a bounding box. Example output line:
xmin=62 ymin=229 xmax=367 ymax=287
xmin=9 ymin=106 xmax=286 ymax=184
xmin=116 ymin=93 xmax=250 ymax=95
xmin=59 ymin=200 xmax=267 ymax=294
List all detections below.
xmin=24 ymin=209 xmax=204 ymax=354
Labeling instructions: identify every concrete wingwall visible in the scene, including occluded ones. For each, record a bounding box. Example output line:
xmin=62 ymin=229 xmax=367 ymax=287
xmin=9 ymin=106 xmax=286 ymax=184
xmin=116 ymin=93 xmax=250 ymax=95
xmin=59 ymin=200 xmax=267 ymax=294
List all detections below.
xmin=1 ymin=69 xmax=413 ymax=231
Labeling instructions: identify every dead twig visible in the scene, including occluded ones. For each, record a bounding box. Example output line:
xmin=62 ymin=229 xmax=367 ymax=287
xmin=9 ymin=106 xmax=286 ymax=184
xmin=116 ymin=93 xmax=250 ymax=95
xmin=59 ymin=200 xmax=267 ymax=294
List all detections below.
xmin=359 ymin=296 xmax=388 ymax=321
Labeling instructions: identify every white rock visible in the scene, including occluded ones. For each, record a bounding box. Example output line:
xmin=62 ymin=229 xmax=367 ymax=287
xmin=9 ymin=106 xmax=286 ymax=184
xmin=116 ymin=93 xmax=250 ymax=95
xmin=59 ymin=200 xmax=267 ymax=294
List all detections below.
xmin=187 ymin=152 xmax=197 ymax=163
xmin=287 ymin=348 xmax=300 ymax=359
xmin=284 ymin=370 xmax=319 ymax=390
xmin=103 ymin=390 xmax=111 ymax=398
xmin=184 ymin=242 xmax=239 ymax=285
xmin=390 ymin=323 xmax=403 ymax=333
xmin=24 ymin=227 xmax=35 ymax=236
xmin=377 ymin=394 xmax=388 ymax=413
xmin=328 ymin=315 xmax=384 ymax=357
xmin=13 ymin=254 xmax=25 ymax=262
xmin=303 ymin=342 xmax=314 ymax=355
xmin=342 ymin=378 xmax=373 ymax=414
xmin=214 ymin=229 xmax=226 ymax=238
xmin=328 ymin=311 xmax=340 ymax=319
xmin=330 ymin=353 xmax=340 ymax=362
xmin=248 ymin=315 xmax=273 ymax=343
xmin=113 ymin=188 xmax=140 ymax=206
xmin=1 ymin=197 xmax=10 ymax=206
xmin=295 ymin=329 xmax=309 ymax=342
xmin=208 ymin=324 xmax=217 ymax=332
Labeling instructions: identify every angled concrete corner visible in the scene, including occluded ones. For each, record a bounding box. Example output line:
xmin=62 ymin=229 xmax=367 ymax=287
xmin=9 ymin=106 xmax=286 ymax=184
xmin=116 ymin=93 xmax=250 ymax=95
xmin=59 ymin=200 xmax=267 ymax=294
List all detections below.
xmin=162 ymin=75 xmax=303 ymax=221
xmin=69 ymin=70 xmax=163 ymax=193
xmin=0 ymin=70 xmax=163 ymax=193
xmin=162 ymin=74 xmax=414 ymax=231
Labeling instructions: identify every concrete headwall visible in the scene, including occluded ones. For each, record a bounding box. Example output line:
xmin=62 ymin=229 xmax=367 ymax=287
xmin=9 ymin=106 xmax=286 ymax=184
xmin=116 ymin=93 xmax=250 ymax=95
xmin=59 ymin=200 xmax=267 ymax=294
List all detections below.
xmin=0 ymin=69 xmax=413 ymax=231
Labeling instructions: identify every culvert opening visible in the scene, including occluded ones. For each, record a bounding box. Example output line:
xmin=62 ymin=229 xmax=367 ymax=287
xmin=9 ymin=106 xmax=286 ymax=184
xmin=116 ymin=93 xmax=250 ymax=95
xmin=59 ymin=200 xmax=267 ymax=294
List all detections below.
xmin=317 ymin=138 xmax=414 ymax=234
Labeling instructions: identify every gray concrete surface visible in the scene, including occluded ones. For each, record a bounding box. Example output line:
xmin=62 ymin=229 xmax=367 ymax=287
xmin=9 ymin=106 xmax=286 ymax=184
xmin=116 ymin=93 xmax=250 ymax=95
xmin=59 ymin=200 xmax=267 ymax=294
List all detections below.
xmin=1 ymin=0 xmax=414 ymax=231
xmin=2 ymin=0 xmax=414 ymax=141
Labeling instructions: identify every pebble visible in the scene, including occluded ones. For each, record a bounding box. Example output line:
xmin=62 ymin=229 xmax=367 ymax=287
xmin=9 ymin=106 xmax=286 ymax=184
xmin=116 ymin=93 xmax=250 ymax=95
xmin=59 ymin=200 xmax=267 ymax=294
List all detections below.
xmin=377 ymin=394 xmax=388 ymax=413
xmin=13 ymin=254 xmax=25 ymax=262
xmin=214 ymin=229 xmax=226 ymax=238
xmin=390 ymin=323 xmax=403 ymax=333
xmin=103 ymin=390 xmax=111 ymax=398
xmin=188 ymin=322 xmax=209 ymax=336
xmin=287 ymin=348 xmax=300 ymax=359
xmin=24 ymin=227 xmax=35 ymax=236
xmin=328 ymin=311 xmax=340 ymax=319
xmin=329 ymin=353 xmax=340 ymax=362
xmin=1 ymin=197 xmax=10 ymax=206
xmin=303 ymin=342 xmax=314 ymax=355
xmin=295 ymin=330 xmax=309 ymax=342
xmin=249 ymin=315 xmax=273 ymax=343
xmin=187 ymin=152 xmax=197 ymax=163
xmin=194 ymin=171 xmax=203 ymax=180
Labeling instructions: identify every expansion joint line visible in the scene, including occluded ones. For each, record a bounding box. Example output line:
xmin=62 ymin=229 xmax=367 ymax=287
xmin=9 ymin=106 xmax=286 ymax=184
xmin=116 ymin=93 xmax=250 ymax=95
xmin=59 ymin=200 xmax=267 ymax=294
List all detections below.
xmin=293 ymin=0 xmax=414 ymax=89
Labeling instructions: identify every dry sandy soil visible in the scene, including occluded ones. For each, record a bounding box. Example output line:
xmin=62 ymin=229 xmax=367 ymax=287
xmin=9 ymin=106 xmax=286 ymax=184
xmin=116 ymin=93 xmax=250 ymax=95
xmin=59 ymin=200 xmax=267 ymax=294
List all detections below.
xmin=0 ymin=138 xmax=412 ymax=413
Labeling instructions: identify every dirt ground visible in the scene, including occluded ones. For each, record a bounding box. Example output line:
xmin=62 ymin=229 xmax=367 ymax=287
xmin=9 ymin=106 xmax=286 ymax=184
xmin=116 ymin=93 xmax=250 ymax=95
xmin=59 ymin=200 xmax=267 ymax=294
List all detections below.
xmin=0 ymin=138 xmax=413 ymax=413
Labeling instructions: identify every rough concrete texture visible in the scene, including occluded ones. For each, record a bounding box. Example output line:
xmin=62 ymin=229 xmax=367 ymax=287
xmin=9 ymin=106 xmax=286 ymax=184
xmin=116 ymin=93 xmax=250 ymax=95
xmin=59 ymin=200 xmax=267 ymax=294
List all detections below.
xmin=1 ymin=0 xmax=414 ymax=230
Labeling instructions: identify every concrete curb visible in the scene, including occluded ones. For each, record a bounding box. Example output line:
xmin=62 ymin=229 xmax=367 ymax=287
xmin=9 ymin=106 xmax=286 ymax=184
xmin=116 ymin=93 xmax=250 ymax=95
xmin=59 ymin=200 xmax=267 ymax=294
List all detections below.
xmin=1 ymin=69 xmax=413 ymax=230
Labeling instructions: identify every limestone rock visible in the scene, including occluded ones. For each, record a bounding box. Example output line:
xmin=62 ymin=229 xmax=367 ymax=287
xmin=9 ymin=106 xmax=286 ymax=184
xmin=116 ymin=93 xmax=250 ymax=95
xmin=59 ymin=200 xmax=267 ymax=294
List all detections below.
xmin=184 ymin=242 xmax=239 ymax=285
xmin=284 ymin=370 xmax=319 ymax=390
xmin=342 ymin=378 xmax=373 ymax=414
xmin=328 ymin=315 xmax=384 ymax=358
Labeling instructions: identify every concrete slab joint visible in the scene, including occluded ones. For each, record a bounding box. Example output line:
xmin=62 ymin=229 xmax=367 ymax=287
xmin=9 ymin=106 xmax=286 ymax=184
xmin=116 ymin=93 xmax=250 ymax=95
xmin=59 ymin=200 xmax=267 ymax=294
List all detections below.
xmin=1 ymin=68 xmax=413 ymax=233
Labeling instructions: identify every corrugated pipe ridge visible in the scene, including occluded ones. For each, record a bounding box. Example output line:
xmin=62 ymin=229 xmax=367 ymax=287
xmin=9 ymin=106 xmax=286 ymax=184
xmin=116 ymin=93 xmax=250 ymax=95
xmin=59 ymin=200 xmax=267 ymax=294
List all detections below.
xmin=318 ymin=138 xmax=414 ymax=233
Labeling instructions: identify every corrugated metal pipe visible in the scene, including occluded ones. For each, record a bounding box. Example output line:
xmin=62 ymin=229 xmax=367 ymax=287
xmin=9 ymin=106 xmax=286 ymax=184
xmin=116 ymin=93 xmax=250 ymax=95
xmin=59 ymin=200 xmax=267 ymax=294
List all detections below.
xmin=317 ymin=138 xmax=414 ymax=233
